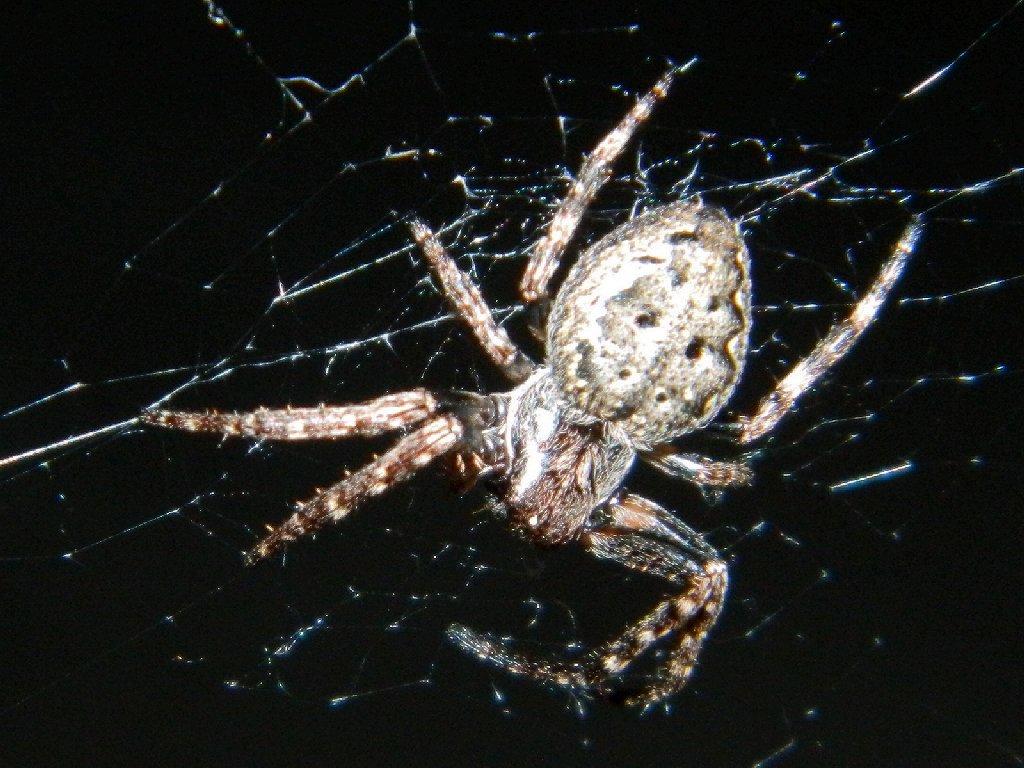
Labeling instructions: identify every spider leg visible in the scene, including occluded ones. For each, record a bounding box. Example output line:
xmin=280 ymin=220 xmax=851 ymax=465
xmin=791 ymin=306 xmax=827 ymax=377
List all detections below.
xmin=735 ymin=218 xmax=923 ymax=444
xmin=246 ymin=414 xmax=462 ymax=564
xmin=582 ymin=502 xmax=728 ymax=707
xmin=410 ymin=219 xmax=535 ymax=383
xmin=642 ymin=444 xmax=753 ymax=487
xmin=448 ymin=492 xmax=726 ymax=707
xmin=141 ymin=389 xmax=441 ymax=440
xmin=519 ymin=60 xmax=695 ymax=304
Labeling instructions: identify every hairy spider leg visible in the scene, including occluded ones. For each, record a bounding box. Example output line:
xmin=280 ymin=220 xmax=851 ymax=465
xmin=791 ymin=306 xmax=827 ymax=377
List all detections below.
xmin=591 ymin=494 xmax=727 ymax=706
xmin=448 ymin=492 xmax=726 ymax=707
xmin=736 ymin=218 xmax=923 ymax=444
xmin=141 ymin=389 xmax=441 ymax=440
xmin=246 ymin=414 xmax=463 ymax=563
xmin=410 ymin=219 xmax=534 ymax=382
xmin=519 ymin=60 xmax=696 ymax=304
xmin=142 ymin=391 xmax=463 ymax=563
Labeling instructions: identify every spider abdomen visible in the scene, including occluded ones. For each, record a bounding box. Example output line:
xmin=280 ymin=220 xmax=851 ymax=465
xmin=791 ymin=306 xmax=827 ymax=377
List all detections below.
xmin=547 ymin=200 xmax=752 ymax=445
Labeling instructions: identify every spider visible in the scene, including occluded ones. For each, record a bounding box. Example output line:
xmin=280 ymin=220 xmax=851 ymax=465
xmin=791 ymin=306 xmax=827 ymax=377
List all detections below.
xmin=142 ymin=65 xmax=921 ymax=707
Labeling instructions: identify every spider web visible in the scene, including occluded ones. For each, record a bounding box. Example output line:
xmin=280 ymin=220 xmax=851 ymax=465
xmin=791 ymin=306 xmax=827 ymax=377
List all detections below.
xmin=2 ymin=2 xmax=1022 ymax=765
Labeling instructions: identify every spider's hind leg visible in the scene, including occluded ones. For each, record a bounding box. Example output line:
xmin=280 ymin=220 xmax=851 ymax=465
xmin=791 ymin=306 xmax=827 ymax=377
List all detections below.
xmin=734 ymin=218 xmax=922 ymax=444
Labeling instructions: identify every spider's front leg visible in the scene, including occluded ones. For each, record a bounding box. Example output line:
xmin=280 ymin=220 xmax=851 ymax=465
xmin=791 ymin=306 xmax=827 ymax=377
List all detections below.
xmin=449 ymin=493 xmax=726 ymax=707
xmin=247 ymin=413 xmax=463 ymax=563
xmin=141 ymin=389 xmax=442 ymax=440
xmin=142 ymin=390 xmax=468 ymax=563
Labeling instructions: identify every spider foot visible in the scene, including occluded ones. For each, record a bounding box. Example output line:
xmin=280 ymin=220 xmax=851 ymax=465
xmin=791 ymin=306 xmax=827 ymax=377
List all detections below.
xmin=243 ymin=509 xmax=316 ymax=565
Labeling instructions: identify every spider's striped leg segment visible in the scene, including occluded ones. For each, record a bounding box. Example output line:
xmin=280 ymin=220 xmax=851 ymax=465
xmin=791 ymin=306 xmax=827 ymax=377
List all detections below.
xmin=246 ymin=414 xmax=463 ymax=564
xmin=141 ymin=389 xmax=441 ymax=441
xmin=519 ymin=60 xmax=695 ymax=305
xmin=143 ymin=390 xmax=466 ymax=563
xmin=735 ymin=218 xmax=922 ymax=444
xmin=587 ymin=494 xmax=727 ymax=706
xmin=410 ymin=219 xmax=535 ymax=383
xmin=448 ymin=492 xmax=726 ymax=707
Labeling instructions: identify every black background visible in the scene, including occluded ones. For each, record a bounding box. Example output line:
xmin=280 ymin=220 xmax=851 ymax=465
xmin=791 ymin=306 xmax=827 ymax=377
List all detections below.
xmin=2 ymin=2 xmax=1022 ymax=766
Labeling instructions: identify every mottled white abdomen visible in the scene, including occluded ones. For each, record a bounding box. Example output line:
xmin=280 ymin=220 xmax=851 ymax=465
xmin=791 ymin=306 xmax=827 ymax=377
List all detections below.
xmin=547 ymin=200 xmax=751 ymax=445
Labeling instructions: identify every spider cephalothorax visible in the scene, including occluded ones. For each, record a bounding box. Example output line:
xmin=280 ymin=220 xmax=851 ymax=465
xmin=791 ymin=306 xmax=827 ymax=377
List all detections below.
xmin=143 ymin=65 xmax=920 ymax=706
